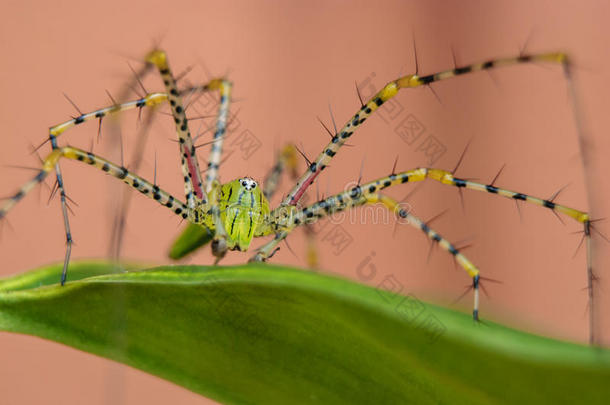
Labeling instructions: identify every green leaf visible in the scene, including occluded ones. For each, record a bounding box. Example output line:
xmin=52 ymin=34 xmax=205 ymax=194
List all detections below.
xmin=169 ymin=222 xmax=214 ymax=260
xmin=0 ymin=261 xmax=608 ymax=404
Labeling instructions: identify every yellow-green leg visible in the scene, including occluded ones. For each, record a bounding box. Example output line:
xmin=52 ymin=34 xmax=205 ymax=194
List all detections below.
xmin=0 ymin=146 xmax=191 ymax=284
xmin=262 ymin=145 xmax=319 ymax=268
xmin=260 ymin=162 xmax=590 ymax=320
xmin=145 ymin=50 xmax=208 ymax=208
xmin=282 ymin=52 xmax=568 ymax=206
xmin=254 ymin=187 xmax=482 ymax=318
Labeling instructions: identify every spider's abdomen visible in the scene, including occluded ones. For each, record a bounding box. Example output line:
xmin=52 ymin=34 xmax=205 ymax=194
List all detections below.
xmin=219 ymin=178 xmax=270 ymax=251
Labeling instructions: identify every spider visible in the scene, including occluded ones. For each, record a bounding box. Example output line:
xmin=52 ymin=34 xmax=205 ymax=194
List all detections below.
xmin=0 ymin=49 xmax=592 ymax=324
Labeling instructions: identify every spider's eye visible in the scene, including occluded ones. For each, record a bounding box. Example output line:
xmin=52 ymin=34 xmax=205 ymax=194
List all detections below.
xmin=241 ymin=180 xmax=247 ymax=187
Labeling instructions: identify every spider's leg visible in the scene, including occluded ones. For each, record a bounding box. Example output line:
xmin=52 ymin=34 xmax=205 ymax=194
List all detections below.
xmin=44 ymin=83 xmax=220 ymax=155
xmin=39 ymin=80 xmax=176 ymax=287
xmin=45 ymin=82 xmax=221 ymax=150
xmin=46 ymin=92 xmax=173 ymax=246
xmin=48 ymin=93 xmax=169 ymax=147
xmin=282 ymin=52 xmax=568 ymax=206
xmin=145 ymin=50 xmax=208 ymax=209
xmin=165 ymin=76 xmax=235 ymax=260
xmin=253 ymin=181 xmax=481 ymax=319
xmin=42 ymin=67 xmax=214 ymax=268
xmin=196 ymin=78 xmax=232 ymax=259
xmin=369 ymin=193 xmax=480 ymax=320
xmin=315 ymin=166 xmax=589 ymax=227
xmin=423 ymin=168 xmax=589 ymax=226
xmin=107 ymin=61 xmax=158 ymax=260
xmin=294 ymin=166 xmax=589 ymax=257
xmin=147 ymin=50 xmax=235 ymax=259
xmin=207 ymin=179 xmax=232 ymax=261
xmin=203 ymin=79 xmax=232 ymax=190
xmin=190 ymin=78 xmax=232 ymax=261
xmin=0 ymin=146 xmax=191 ymax=284
xmin=261 ymin=165 xmax=590 ymax=319
xmin=108 ymin=107 xmax=157 ymax=260
xmin=423 ymin=167 xmax=593 ymax=336
xmin=263 ymin=145 xmax=299 ymax=200
xmin=40 ymin=85 xmax=214 ymax=264
xmin=262 ymin=144 xmax=318 ymax=268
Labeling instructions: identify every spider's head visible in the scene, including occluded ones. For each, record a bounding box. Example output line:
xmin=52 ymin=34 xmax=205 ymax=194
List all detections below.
xmin=238 ymin=177 xmax=258 ymax=192
xmin=220 ymin=177 xmax=264 ymax=203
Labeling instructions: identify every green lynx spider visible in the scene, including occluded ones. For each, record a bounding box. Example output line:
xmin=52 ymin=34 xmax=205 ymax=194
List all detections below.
xmin=0 ymin=50 xmax=592 ymax=325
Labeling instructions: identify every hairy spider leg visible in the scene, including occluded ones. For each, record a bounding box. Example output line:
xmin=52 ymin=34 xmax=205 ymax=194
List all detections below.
xmin=425 ymin=167 xmax=592 ymax=329
xmin=0 ymin=146 xmax=190 ymax=218
xmin=43 ymin=82 xmax=222 ymax=152
xmin=47 ymin=91 xmax=179 ymax=284
xmin=145 ymin=50 xmax=207 ymax=208
xmin=254 ymin=164 xmax=590 ymax=319
xmin=199 ymin=79 xmax=234 ymax=260
xmin=263 ymin=145 xmax=299 ymax=199
xmin=203 ymin=79 xmax=232 ymax=189
xmin=45 ymin=78 xmax=173 ymax=286
xmin=251 ymin=182 xmax=481 ymax=318
xmin=424 ymin=168 xmax=589 ymax=224
xmin=146 ymin=50 xmax=239 ymax=260
xmin=3 ymin=59 xmax=218 ymax=283
xmin=282 ymin=52 xmax=568 ymax=206
xmin=108 ymin=108 xmax=158 ymax=260
xmin=107 ymin=62 xmax=160 ymax=260
xmin=416 ymin=167 xmax=590 ymax=323
xmin=262 ymin=144 xmax=318 ymax=267
xmin=0 ymin=145 xmax=190 ymax=283
xmin=46 ymin=87 xmax=217 ymax=283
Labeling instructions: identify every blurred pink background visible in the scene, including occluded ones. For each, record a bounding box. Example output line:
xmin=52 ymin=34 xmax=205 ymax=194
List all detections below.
xmin=1 ymin=0 xmax=610 ymax=403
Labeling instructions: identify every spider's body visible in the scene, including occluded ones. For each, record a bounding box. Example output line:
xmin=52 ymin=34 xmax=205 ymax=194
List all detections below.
xmin=0 ymin=49 xmax=594 ymax=335
xmin=210 ymin=178 xmax=271 ymax=252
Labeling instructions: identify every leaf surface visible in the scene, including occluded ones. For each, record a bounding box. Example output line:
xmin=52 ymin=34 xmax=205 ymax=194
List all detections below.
xmin=1 ymin=261 xmax=608 ymax=404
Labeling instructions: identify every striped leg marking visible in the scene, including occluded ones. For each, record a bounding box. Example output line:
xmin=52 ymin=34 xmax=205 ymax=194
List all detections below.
xmin=48 ymin=93 xmax=168 ymax=147
xmin=422 ymin=168 xmax=589 ymax=225
xmin=204 ymin=79 xmax=233 ymax=189
xmin=45 ymin=90 xmax=173 ymax=283
xmin=0 ymin=146 xmax=190 ymax=284
xmin=256 ymin=187 xmax=481 ymax=318
xmin=263 ymin=145 xmax=299 ymax=200
xmin=263 ymin=163 xmax=589 ymax=319
xmin=42 ymin=70 xmax=212 ymax=274
xmin=207 ymin=180 xmax=232 ymax=261
xmin=261 ymin=144 xmax=318 ymax=267
xmin=45 ymin=83 xmax=226 ymax=151
xmin=146 ymin=50 xmax=207 ymax=208
xmin=282 ymin=52 xmax=568 ymax=206
xmin=298 ymin=167 xmax=589 ymax=227
xmin=44 ymin=84 xmax=220 ymax=155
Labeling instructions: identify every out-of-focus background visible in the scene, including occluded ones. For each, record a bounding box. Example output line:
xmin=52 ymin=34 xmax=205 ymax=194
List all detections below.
xmin=1 ymin=0 xmax=609 ymax=403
